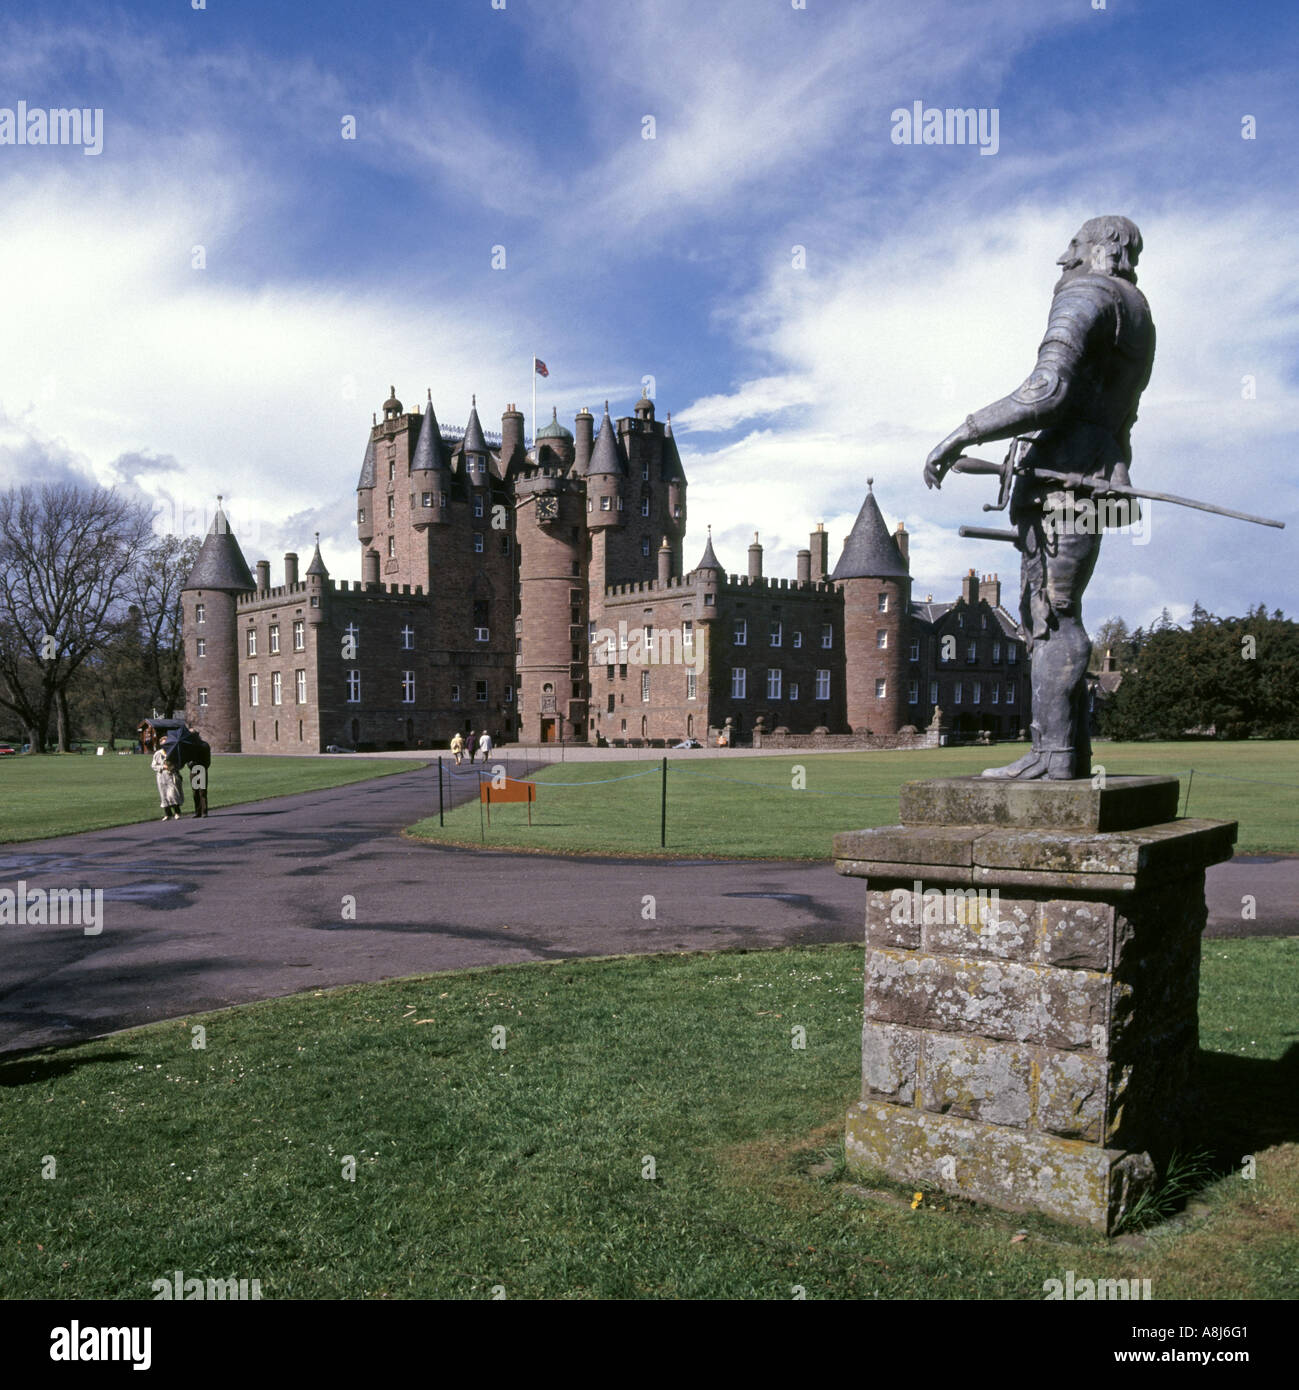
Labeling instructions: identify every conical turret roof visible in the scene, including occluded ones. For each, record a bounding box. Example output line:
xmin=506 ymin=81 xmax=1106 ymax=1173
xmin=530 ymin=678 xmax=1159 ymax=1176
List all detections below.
xmin=586 ymin=402 xmax=626 ymax=477
xmin=305 ymin=535 xmax=329 ymax=578
xmin=183 ymin=501 xmax=255 ymax=592
xmin=357 ymin=435 xmax=376 ymax=490
xmin=411 ymin=393 xmax=448 ymax=472
xmin=831 ymin=481 xmax=909 ymax=580
xmin=662 ymin=412 xmax=686 ymax=483
xmin=461 ymin=396 xmax=489 ymax=455
xmin=693 ymin=527 xmax=723 ymax=573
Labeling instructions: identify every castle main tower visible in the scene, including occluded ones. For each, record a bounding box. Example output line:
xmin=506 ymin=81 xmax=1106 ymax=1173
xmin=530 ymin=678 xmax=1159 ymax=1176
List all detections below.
xmin=181 ymin=499 xmax=256 ymax=752
xmin=832 ymin=480 xmax=911 ymax=735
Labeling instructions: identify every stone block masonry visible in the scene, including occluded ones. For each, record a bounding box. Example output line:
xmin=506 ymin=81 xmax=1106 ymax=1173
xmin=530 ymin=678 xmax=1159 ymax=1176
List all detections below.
xmin=834 ymin=775 xmax=1235 ymax=1233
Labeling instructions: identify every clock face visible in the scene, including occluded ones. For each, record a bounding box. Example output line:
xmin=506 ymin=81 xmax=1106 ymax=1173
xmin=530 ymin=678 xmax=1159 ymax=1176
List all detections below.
xmin=537 ymin=494 xmax=559 ymax=521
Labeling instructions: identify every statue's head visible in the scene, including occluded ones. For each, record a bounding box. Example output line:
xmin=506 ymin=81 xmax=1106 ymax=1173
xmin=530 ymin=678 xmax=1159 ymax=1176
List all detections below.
xmin=1057 ymin=216 xmax=1143 ymax=284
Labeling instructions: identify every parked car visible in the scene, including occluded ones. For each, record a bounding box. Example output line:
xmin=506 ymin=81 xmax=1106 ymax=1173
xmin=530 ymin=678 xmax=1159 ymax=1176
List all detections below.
xmin=673 ymin=739 xmax=702 ymax=749
xmin=0 ymin=745 xmax=16 ymax=756
xmin=324 ymin=744 xmax=355 ymax=754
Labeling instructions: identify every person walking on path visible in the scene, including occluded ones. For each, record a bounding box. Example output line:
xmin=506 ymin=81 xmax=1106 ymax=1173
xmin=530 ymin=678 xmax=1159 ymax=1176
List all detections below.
xmin=152 ymin=748 xmax=184 ymax=821
xmin=450 ymin=732 xmax=465 ymax=765
xmin=465 ymin=730 xmax=477 ymax=764
xmin=478 ymin=730 xmax=493 ymax=762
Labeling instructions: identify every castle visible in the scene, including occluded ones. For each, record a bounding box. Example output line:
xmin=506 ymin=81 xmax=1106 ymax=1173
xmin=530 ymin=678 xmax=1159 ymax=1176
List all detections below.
xmin=181 ymin=386 xmax=1031 ymax=752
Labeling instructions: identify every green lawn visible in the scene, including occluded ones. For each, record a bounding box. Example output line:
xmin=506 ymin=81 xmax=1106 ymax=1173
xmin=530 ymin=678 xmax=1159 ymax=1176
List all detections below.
xmin=0 ymin=754 xmax=423 ymax=843
xmin=408 ymin=741 xmax=1299 ymax=859
xmin=1 ymin=938 xmax=1294 ymax=1300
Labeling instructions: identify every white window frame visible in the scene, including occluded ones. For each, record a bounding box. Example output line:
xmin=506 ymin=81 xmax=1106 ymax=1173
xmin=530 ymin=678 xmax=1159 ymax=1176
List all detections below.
xmin=815 ymin=669 xmax=830 ymax=700
xmin=731 ymin=667 xmax=747 ymax=699
xmin=766 ymin=668 xmax=782 ymax=700
xmin=402 ymin=670 xmax=416 ymax=704
xmin=346 ymin=671 xmax=360 ymax=703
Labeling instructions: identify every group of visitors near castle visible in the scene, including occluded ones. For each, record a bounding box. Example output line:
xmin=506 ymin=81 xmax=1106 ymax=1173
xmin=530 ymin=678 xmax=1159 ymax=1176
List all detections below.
xmin=449 ymin=731 xmax=495 ymax=766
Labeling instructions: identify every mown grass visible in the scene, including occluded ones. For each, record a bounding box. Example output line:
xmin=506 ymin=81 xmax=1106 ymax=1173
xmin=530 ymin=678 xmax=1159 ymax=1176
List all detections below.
xmin=0 ymin=754 xmax=423 ymax=843
xmin=1 ymin=937 xmax=1294 ymax=1300
xmin=408 ymin=742 xmax=1299 ymax=859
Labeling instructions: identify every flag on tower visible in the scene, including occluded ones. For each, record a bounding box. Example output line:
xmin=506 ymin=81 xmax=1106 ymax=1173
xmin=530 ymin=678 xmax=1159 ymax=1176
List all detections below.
xmin=533 ymin=357 xmax=549 ymax=378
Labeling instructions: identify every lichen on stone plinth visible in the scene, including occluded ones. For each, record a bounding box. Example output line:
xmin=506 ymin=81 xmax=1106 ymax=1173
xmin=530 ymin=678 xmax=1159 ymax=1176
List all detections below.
xmin=834 ymin=775 xmax=1235 ymax=1233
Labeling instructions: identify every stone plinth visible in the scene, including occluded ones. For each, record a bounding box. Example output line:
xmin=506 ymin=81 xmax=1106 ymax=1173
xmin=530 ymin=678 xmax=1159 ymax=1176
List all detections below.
xmin=834 ymin=775 xmax=1235 ymax=1233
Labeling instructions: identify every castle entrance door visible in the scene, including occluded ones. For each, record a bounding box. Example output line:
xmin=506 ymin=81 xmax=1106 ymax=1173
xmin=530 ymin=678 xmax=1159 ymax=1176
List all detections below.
xmin=540 ymin=718 xmax=556 ymax=743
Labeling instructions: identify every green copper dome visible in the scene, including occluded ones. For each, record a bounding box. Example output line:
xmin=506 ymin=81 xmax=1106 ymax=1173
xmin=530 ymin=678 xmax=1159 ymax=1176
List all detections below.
xmin=536 ymin=406 xmax=573 ymax=440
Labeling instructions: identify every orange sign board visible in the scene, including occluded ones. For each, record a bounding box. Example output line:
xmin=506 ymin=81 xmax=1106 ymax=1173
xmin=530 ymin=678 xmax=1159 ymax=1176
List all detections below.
xmin=480 ymin=777 xmax=537 ymax=825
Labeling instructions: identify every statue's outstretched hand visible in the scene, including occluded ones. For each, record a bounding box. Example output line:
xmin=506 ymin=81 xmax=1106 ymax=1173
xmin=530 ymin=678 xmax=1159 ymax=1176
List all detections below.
xmin=923 ymin=441 xmax=959 ymax=490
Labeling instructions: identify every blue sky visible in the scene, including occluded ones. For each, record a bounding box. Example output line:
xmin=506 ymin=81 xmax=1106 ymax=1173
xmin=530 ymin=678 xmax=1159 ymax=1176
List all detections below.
xmin=1 ymin=0 xmax=1295 ymax=628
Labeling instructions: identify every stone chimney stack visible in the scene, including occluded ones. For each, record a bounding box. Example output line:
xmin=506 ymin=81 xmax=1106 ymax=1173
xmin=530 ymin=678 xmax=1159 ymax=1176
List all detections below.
xmin=363 ymin=548 xmax=380 ymax=587
xmin=894 ymin=521 xmax=909 ymax=565
xmin=284 ymin=552 xmax=299 ymax=588
xmin=810 ymin=523 xmax=828 ymax=582
xmin=500 ymin=402 xmax=524 ymax=464
xmin=574 ymin=407 xmax=594 ymax=473
xmin=255 ymin=559 xmax=270 ymax=594
xmin=1103 ymin=647 xmax=1117 ymax=674
xmin=983 ymin=572 xmax=1001 ymax=608
xmin=657 ymin=535 xmax=672 ymax=586
xmin=748 ymin=532 xmax=763 ymax=580
xmin=796 ymin=548 xmax=811 ymax=583
xmin=961 ymin=569 xmax=979 ymax=606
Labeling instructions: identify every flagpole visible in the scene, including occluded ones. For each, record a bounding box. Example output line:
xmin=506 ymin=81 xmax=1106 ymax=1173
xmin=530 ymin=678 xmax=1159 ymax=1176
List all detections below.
xmin=531 ymin=356 xmax=536 ymax=451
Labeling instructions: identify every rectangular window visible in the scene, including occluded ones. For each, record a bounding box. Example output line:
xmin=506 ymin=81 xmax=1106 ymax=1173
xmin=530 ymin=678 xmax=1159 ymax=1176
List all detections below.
xmin=770 ymin=619 xmax=782 ymax=647
xmin=909 ymin=639 xmax=920 ymax=661
xmin=450 ymin=684 xmax=461 ymax=703
xmin=388 ymin=460 xmax=395 ymax=482
xmin=683 ymin=620 xmax=694 ymax=652
xmin=195 ymin=603 xmax=205 ymax=624
xmin=346 ymin=671 xmax=360 ymax=703
xmin=792 ymin=630 xmax=802 ymax=649
xmin=642 ymin=461 xmax=649 ymax=481
xmin=731 ymin=667 xmax=747 ymax=699
xmin=387 ymin=495 xmax=395 ymax=519
xmin=475 ymin=680 xmax=488 ymax=703
xmin=992 ymin=684 xmax=1000 ymax=705
xmin=734 ymin=618 xmax=747 ymax=645
xmin=198 ymin=687 xmax=208 ymax=708
xmin=505 ymin=687 xmax=513 ymax=703
xmin=876 ymin=629 xmax=888 ymax=650
xmin=993 ymin=641 xmax=1001 ymax=663
xmin=401 ymin=626 xmax=414 ymax=650
xmin=358 ymin=508 xmax=366 ymax=526
xmin=815 ymin=669 xmax=830 ymax=700
xmin=196 ymin=637 xmax=206 ymax=657
xmin=875 ymin=678 xmax=886 ymax=698
xmin=967 ymin=640 xmax=978 ymax=663
xmin=475 ymin=627 xmax=490 ymax=643
xmin=821 ymin=624 xmax=833 ymax=649
xmin=402 ymin=671 xmax=415 ymax=703
xmin=641 ymin=670 xmax=650 ymax=702
xmin=640 ymin=537 xmax=650 ymax=556
xmin=954 ymin=681 xmax=963 ymax=705
xmin=249 ymin=673 xmax=258 ymax=706
xmin=387 ymin=536 xmax=396 ymax=559
xmin=272 ymin=672 xmax=282 ymax=705
xmin=1009 ymin=645 xmax=1018 ymax=664
xmin=788 ymin=682 xmax=799 ymax=702
xmin=878 ymin=593 xmax=889 ymax=612
xmin=422 ymin=492 xmax=433 ymax=508
xmin=929 ymin=680 xmax=939 ymax=704
xmin=295 ymin=669 xmax=306 ymax=704
xmin=640 ymin=497 xmax=650 ymax=516
xmin=440 ymin=491 xmax=448 ymax=508
xmin=600 ymin=496 xmax=611 ymax=511
xmin=687 ymin=670 xmax=697 ymax=699
xmin=767 ymin=668 xmax=782 ymax=699
xmin=908 ymin=679 xmax=919 ymax=704
xmin=293 ymin=620 xmax=305 ymax=651
xmin=473 ymin=496 xmax=485 ymax=518
xmin=1006 ymin=683 xmax=1015 ymax=704
xmin=474 ymin=532 xmax=484 ymax=552
xmin=973 ymin=681 xmax=981 ymax=704
xmin=247 ymin=628 xmax=257 ymax=657
xmin=269 ymin=624 xmax=280 ymax=654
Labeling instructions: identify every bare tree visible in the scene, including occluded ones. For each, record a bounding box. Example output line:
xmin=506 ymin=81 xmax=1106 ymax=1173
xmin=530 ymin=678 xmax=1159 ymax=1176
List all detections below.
xmin=129 ymin=534 xmax=201 ymax=716
xmin=0 ymin=484 xmax=154 ymax=752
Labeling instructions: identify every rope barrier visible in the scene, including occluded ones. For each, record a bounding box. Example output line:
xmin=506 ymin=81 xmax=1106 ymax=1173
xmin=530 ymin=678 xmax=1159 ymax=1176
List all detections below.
xmin=668 ymin=765 xmax=898 ymax=798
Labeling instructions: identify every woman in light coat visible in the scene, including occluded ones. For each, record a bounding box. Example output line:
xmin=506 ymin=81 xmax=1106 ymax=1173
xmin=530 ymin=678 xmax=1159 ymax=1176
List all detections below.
xmin=450 ymin=732 xmax=465 ymax=765
xmin=152 ymin=748 xmax=184 ymax=821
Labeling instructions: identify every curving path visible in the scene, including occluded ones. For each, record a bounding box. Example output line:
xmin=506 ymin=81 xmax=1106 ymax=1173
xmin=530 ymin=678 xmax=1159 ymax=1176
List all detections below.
xmin=0 ymin=764 xmax=1294 ymax=1056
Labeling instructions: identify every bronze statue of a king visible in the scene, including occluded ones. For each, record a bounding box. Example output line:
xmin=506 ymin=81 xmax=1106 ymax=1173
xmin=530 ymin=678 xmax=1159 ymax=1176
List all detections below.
xmin=923 ymin=215 xmax=1155 ymax=780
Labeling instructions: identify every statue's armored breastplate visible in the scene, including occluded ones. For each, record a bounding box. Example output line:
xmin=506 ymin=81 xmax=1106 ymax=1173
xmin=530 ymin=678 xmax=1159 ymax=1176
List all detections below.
xmin=1064 ymin=274 xmax=1156 ymax=447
